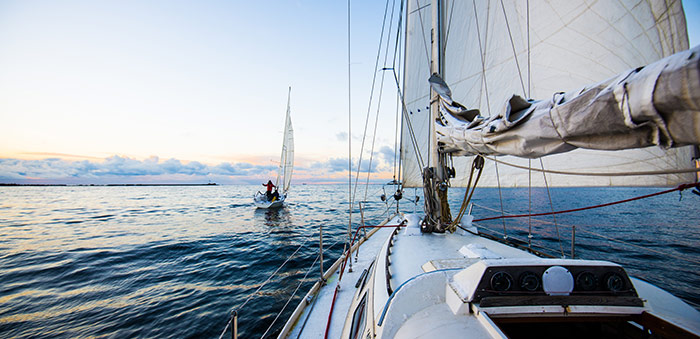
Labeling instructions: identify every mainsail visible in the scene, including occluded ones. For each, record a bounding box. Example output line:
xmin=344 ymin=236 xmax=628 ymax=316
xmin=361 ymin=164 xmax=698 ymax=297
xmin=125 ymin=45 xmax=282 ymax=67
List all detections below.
xmin=402 ymin=0 xmax=695 ymax=187
xmin=276 ymin=87 xmax=294 ymax=194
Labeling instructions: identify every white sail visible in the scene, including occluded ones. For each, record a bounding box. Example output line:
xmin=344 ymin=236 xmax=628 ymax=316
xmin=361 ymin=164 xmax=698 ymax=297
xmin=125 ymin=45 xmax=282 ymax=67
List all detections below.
xmin=277 ymin=87 xmax=294 ymax=194
xmin=401 ymin=0 xmax=435 ymax=187
xmin=401 ymin=0 xmax=695 ymax=187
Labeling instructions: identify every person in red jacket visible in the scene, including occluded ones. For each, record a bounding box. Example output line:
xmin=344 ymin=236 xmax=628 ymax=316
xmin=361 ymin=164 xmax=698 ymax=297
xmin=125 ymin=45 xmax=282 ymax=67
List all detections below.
xmin=263 ymin=180 xmax=276 ymax=201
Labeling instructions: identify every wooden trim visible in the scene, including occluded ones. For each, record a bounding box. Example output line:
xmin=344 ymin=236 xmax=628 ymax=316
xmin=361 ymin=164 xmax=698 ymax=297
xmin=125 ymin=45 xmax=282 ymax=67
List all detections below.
xmin=493 ymin=315 xmax=634 ymax=324
xmin=633 ymin=311 xmax=700 ymax=339
xmin=480 ymin=295 xmax=643 ymax=308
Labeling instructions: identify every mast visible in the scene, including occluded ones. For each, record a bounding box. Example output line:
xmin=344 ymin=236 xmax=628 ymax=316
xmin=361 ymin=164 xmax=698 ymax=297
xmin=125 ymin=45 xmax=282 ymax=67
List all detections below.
xmin=422 ymin=0 xmax=452 ymax=232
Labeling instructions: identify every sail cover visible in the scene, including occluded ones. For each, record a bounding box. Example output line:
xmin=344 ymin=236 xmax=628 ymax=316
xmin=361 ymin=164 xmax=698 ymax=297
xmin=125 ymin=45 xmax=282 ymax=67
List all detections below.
xmin=401 ymin=0 xmax=695 ymax=187
xmin=277 ymin=89 xmax=294 ymax=194
xmin=435 ymin=46 xmax=700 ymax=157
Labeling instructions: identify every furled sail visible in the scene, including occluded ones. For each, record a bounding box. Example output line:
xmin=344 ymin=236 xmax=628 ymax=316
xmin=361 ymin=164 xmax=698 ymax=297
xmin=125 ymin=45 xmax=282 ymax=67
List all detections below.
xmin=401 ymin=0 xmax=695 ymax=187
xmin=277 ymin=88 xmax=294 ymax=194
xmin=435 ymin=46 xmax=700 ymax=157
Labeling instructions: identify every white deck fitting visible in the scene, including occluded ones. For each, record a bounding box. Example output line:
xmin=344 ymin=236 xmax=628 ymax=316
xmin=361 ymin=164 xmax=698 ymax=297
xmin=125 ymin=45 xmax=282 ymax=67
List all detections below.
xmin=285 ymin=217 xmax=401 ymax=338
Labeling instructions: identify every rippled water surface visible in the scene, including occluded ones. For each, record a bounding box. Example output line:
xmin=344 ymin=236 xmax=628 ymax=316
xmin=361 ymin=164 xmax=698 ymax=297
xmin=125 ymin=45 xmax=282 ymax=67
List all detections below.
xmin=0 ymin=185 xmax=698 ymax=338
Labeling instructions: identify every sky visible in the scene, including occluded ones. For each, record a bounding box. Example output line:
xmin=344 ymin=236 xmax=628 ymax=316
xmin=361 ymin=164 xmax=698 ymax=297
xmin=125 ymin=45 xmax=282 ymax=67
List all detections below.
xmin=0 ymin=0 xmax=402 ymax=184
xmin=1 ymin=0 xmax=699 ymax=185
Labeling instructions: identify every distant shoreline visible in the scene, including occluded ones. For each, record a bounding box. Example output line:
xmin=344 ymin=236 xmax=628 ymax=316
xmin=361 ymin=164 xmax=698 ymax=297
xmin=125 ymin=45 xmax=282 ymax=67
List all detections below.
xmin=0 ymin=183 xmax=218 ymax=187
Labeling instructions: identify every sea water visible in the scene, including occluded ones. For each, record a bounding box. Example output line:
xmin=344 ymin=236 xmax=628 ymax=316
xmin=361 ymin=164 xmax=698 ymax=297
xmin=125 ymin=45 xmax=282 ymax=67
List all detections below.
xmin=0 ymin=184 xmax=698 ymax=338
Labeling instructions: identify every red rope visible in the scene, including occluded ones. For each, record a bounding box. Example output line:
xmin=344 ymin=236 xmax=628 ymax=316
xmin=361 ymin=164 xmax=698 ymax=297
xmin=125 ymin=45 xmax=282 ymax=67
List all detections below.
xmin=323 ymin=286 xmax=340 ymax=339
xmin=473 ymin=182 xmax=700 ymax=223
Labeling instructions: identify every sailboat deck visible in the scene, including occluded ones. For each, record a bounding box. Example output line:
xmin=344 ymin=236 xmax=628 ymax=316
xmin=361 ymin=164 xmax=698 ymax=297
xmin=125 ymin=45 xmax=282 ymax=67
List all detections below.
xmin=285 ymin=218 xmax=399 ymax=338
xmin=389 ymin=227 xmax=537 ymax=288
xmin=284 ymin=215 xmax=541 ymax=338
xmin=393 ymin=302 xmax=493 ymax=338
xmin=282 ymin=214 xmax=700 ymax=338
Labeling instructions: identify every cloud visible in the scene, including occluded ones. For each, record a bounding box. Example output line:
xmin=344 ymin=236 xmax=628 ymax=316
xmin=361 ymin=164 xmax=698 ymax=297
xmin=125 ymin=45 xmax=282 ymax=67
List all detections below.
xmin=378 ymin=146 xmax=395 ymax=164
xmin=0 ymin=156 xmax=277 ymax=184
xmin=310 ymin=157 xmax=379 ymax=174
xmin=336 ymin=132 xmax=348 ymax=141
xmin=0 ymin=151 xmax=398 ymax=184
xmin=211 ymin=162 xmax=275 ymax=176
xmin=327 ymin=157 xmax=350 ymax=172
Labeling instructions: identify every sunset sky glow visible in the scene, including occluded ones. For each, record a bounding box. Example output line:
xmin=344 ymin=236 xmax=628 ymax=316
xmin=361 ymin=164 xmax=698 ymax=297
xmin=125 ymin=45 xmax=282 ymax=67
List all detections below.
xmin=1 ymin=0 xmax=699 ymax=184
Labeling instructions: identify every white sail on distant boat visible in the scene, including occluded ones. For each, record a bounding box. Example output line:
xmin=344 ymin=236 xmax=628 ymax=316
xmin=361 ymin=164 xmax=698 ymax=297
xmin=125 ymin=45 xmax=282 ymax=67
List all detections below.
xmin=220 ymin=0 xmax=700 ymax=338
xmin=254 ymin=87 xmax=294 ymax=209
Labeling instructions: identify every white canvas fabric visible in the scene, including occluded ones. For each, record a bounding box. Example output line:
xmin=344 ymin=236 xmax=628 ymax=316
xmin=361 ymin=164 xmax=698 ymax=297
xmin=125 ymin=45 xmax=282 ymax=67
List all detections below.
xmin=401 ymin=0 xmax=695 ymax=187
xmin=277 ymin=89 xmax=294 ymax=193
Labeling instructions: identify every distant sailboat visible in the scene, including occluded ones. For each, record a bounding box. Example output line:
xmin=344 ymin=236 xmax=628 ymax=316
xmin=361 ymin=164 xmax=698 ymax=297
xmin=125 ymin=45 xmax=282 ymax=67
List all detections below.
xmin=254 ymin=87 xmax=294 ymax=209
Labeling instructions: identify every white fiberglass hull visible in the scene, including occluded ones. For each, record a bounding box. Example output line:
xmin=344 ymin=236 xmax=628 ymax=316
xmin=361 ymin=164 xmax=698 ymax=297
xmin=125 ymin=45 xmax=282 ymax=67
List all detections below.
xmin=253 ymin=193 xmax=286 ymax=209
xmin=279 ymin=214 xmax=700 ymax=338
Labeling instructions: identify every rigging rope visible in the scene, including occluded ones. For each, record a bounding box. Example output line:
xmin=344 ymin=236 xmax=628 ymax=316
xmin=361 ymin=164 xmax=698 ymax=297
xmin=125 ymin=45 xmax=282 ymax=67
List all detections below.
xmin=391 ymin=0 xmax=405 ymax=195
xmin=392 ymin=0 xmax=405 ymax=71
xmin=383 ymin=0 xmax=426 ymax=173
xmin=472 ymin=0 xmax=492 ymax=116
xmin=442 ymin=0 xmax=456 ymax=61
xmin=448 ymin=155 xmax=484 ymax=232
xmin=353 ymin=0 xmax=392 ymax=208
xmin=363 ymin=0 xmax=398 ymax=204
xmin=414 ymin=0 xmax=432 ymax=74
xmin=390 ymin=2 xmax=402 ymax=183
xmin=484 ymin=156 xmax=700 ymax=176
xmin=526 ymin=0 xmax=530 ymax=97
xmin=345 ymin=0 xmax=353 ymax=277
xmin=390 ymin=69 xmax=426 ymax=170
xmin=473 ymin=182 xmax=700 ymax=223
xmin=500 ymin=0 xmax=527 ymax=97
xmin=218 ymin=239 xmax=309 ymax=339
xmin=473 ymin=201 xmax=700 ymax=265
xmin=494 ymin=157 xmax=508 ymax=238
xmin=539 ymin=158 xmax=564 ymax=257
xmin=260 ymin=242 xmax=324 ymax=339
xmin=575 ymin=227 xmax=700 ymax=266
xmin=392 ymin=94 xmax=400 ymax=183
xmin=392 ymin=1 xmax=405 ymax=195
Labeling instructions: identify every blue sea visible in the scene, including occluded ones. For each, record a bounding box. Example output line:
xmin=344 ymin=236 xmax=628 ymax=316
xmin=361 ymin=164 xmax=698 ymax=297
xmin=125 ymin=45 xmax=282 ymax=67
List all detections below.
xmin=1 ymin=184 xmax=699 ymax=338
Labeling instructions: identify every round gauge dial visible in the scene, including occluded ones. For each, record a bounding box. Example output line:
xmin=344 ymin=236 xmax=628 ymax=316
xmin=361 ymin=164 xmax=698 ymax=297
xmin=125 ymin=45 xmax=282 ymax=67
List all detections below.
xmin=605 ymin=273 xmax=625 ymax=292
xmin=576 ymin=271 xmax=598 ymax=291
xmin=519 ymin=271 xmax=540 ymax=291
xmin=490 ymin=271 xmax=513 ymax=292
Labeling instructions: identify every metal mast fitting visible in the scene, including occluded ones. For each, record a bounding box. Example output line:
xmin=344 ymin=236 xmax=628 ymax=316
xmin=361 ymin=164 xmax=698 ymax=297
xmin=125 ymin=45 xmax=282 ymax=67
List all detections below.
xmin=422 ymin=0 xmax=452 ymax=233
